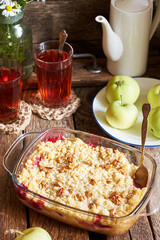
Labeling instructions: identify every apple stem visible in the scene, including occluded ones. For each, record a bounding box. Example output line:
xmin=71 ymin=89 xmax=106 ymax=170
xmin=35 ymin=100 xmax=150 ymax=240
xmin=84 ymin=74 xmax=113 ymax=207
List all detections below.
xmin=5 ymin=229 xmax=25 ymax=236
xmin=14 ymin=230 xmax=25 ymax=236
xmin=120 ymin=95 xmax=123 ymax=105
xmin=116 ymin=81 xmax=121 ymax=86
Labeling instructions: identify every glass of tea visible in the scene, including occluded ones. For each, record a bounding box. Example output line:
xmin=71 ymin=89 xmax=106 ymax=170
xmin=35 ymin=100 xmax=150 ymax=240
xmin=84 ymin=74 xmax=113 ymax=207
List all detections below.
xmin=0 ymin=58 xmax=23 ymax=124
xmin=33 ymin=40 xmax=74 ymax=108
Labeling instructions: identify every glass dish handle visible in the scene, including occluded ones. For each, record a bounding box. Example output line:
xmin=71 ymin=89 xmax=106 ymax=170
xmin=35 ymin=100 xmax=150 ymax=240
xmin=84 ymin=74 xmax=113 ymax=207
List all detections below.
xmin=3 ymin=132 xmax=40 ymax=176
xmin=138 ymin=167 xmax=160 ymax=217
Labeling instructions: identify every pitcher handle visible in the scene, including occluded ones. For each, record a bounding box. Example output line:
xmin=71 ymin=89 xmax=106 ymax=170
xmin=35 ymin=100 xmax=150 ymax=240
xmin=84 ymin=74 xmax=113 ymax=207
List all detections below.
xmin=3 ymin=132 xmax=40 ymax=176
xmin=150 ymin=0 xmax=160 ymax=39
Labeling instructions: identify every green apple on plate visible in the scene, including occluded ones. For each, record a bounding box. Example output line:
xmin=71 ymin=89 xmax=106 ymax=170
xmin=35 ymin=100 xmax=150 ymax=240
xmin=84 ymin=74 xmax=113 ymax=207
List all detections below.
xmin=14 ymin=227 xmax=52 ymax=240
xmin=106 ymin=99 xmax=139 ymax=129
xmin=148 ymin=106 xmax=160 ymax=138
xmin=147 ymin=84 xmax=160 ymax=108
xmin=106 ymin=75 xmax=140 ymax=104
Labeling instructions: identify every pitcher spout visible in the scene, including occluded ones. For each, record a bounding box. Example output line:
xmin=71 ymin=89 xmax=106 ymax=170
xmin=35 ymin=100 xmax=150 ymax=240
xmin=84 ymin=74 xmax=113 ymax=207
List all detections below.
xmin=95 ymin=15 xmax=123 ymax=61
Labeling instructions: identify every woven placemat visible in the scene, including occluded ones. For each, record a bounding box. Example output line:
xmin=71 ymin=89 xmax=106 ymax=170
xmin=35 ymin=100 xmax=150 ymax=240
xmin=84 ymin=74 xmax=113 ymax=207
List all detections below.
xmin=0 ymin=101 xmax=32 ymax=135
xmin=27 ymin=90 xmax=80 ymax=120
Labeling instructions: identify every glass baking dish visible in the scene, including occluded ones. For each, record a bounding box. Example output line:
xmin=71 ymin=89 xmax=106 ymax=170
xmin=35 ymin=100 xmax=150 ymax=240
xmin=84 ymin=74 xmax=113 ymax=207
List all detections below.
xmin=3 ymin=128 xmax=160 ymax=236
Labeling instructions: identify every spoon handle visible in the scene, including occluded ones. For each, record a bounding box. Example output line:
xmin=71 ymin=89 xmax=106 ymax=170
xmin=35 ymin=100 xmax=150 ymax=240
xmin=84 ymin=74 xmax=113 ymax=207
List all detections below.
xmin=141 ymin=103 xmax=151 ymax=164
xmin=59 ymin=30 xmax=68 ymax=54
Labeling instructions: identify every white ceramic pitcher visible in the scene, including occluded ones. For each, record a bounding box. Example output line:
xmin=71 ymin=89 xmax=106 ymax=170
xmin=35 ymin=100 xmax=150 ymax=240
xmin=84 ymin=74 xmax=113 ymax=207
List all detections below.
xmin=96 ymin=0 xmax=160 ymax=76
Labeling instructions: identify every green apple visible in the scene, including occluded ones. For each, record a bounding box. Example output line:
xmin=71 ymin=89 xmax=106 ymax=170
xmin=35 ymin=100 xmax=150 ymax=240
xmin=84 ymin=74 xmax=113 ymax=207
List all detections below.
xmin=106 ymin=100 xmax=139 ymax=129
xmin=14 ymin=227 xmax=52 ymax=240
xmin=106 ymin=75 xmax=140 ymax=104
xmin=148 ymin=106 xmax=160 ymax=138
xmin=147 ymin=84 xmax=160 ymax=108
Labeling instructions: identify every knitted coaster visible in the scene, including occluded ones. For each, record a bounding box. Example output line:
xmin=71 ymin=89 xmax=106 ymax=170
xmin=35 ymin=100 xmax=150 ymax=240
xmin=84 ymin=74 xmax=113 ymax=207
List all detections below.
xmin=27 ymin=90 xmax=80 ymax=120
xmin=0 ymin=101 xmax=32 ymax=135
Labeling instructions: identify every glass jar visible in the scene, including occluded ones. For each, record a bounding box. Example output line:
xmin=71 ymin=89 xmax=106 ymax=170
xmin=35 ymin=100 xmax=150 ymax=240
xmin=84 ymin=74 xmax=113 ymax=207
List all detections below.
xmin=0 ymin=11 xmax=33 ymax=80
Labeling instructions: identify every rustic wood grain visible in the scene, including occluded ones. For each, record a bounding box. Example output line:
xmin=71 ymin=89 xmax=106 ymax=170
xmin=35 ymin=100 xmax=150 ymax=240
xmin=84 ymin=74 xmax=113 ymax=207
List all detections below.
xmin=24 ymin=0 xmax=110 ymax=43
xmin=149 ymin=212 xmax=160 ymax=240
xmin=74 ymin=87 xmax=109 ymax=137
xmin=106 ymin=233 xmax=130 ymax=240
xmin=130 ymin=217 xmax=154 ymax=240
xmin=0 ymin=134 xmax=27 ymax=240
xmin=23 ymin=0 xmax=160 ymax=58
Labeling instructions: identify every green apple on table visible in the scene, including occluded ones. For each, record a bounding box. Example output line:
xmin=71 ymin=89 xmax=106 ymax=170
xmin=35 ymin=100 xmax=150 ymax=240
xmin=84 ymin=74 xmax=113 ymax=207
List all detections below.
xmin=106 ymin=75 xmax=140 ymax=104
xmin=106 ymin=99 xmax=139 ymax=129
xmin=148 ymin=106 xmax=160 ymax=138
xmin=14 ymin=227 xmax=52 ymax=240
xmin=147 ymin=84 xmax=160 ymax=108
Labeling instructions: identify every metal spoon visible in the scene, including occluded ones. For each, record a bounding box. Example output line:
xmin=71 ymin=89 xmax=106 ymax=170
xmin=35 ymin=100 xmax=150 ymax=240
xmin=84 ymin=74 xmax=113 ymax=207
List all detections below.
xmin=134 ymin=103 xmax=151 ymax=188
xmin=58 ymin=30 xmax=68 ymax=55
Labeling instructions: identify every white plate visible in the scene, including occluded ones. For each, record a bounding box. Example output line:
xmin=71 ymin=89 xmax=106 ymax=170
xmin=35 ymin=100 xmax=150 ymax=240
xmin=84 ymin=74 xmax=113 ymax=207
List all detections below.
xmin=92 ymin=77 xmax=160 ymax=147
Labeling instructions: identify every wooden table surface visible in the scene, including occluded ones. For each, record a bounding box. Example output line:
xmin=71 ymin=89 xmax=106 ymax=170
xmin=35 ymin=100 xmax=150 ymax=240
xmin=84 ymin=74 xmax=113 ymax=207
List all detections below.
xmin=0 ymin=55 xmax=160 ymax=240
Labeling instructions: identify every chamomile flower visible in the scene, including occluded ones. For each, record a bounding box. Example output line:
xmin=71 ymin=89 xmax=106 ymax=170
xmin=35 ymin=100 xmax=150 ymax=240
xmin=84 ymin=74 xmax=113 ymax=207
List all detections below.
xmin=0 ymin=0 xmax=21 ymax=17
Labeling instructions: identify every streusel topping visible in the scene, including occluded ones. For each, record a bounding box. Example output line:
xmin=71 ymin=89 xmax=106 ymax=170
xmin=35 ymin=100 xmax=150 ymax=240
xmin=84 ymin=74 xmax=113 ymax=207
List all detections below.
xmin=17 ymin=137 xmax=147 ymax=217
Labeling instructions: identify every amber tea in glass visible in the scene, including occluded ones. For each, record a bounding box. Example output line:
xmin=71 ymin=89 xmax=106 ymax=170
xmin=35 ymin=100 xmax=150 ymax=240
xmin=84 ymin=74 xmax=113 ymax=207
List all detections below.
xmin=33 ymin=40 xmax=73 ymax=108
xmin=0 ymin=58 xmax=23 ymax=124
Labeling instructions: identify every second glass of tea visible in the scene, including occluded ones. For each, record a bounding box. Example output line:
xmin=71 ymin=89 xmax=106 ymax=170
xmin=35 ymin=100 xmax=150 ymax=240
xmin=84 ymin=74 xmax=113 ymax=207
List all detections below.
xmin=33 ymin=40 xmax=73 ymax=108
xmin=0 ymin=58 xmax=23 ymax=124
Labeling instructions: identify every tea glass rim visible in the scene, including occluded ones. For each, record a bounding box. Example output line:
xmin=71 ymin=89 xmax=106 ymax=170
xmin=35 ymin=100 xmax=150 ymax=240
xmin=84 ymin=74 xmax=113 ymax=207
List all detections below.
xmin=0 ymin=58 xmax=23 ymax=83
xmin=33 ymin=40 xmax=74 ymax=65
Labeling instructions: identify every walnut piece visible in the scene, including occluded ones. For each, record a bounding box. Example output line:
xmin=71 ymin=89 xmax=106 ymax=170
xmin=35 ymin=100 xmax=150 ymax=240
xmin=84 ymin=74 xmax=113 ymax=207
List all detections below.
xmin=57 ymin=188 xmax=65 ymax=197
xmin=76 ymin=194 xmax=86 ymax=202
xmin=39 ymin=166 xmax=53 ymax=173
xmin=59 ymin=167 xmax=66 ymax=173
xmin=90 ymin=179 xmax=96 ymax=185
xmin=110 ymin=191 xmax=121 ymax=205
xmin=41 ymin=180 xmax=48 ymax=189
xmin=88 ymin=203 xmax=95 ymax=209
xmin=85 ymin=191 xmax=92 ymax=198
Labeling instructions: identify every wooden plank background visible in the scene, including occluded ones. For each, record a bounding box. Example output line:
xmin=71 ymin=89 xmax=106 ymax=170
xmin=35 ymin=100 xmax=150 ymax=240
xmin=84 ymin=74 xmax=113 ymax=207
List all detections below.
xmin=23 ymin=0 xmax=160 ymax=57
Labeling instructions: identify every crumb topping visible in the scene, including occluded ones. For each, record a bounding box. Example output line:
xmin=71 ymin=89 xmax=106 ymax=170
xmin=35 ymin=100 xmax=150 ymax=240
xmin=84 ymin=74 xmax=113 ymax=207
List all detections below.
xmin=17 ymin=137 xmax=147 ymax=217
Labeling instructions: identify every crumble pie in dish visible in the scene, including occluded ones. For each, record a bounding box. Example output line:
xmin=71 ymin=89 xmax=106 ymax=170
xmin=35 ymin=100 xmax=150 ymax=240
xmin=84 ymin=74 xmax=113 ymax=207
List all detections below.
xmin=17 ymin=137 xmax=147 ymax=218
xmin=3 ymin=128 xmax=157 ymax=235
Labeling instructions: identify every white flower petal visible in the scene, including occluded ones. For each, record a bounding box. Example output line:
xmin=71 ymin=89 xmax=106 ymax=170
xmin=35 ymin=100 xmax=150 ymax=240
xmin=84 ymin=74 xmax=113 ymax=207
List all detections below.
xmin=2 ymin=9 xmax=8 ymax=17
xmin=13 ymin=8 xmax=21 ymax=13
xmin=0 ymin=0 xmax=7 ymax=4
xmin=0 ymin=0 xmax=5 ymax=4
xmin=0 ymin=4 xmax=7 ymax=9
xmin=2 ymin=0 xmax=10 ymax=5
xmin=0 ymin=4 xmax=5 ymax=9
xmin=10 ymin=10 xmax=15 ymax=16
